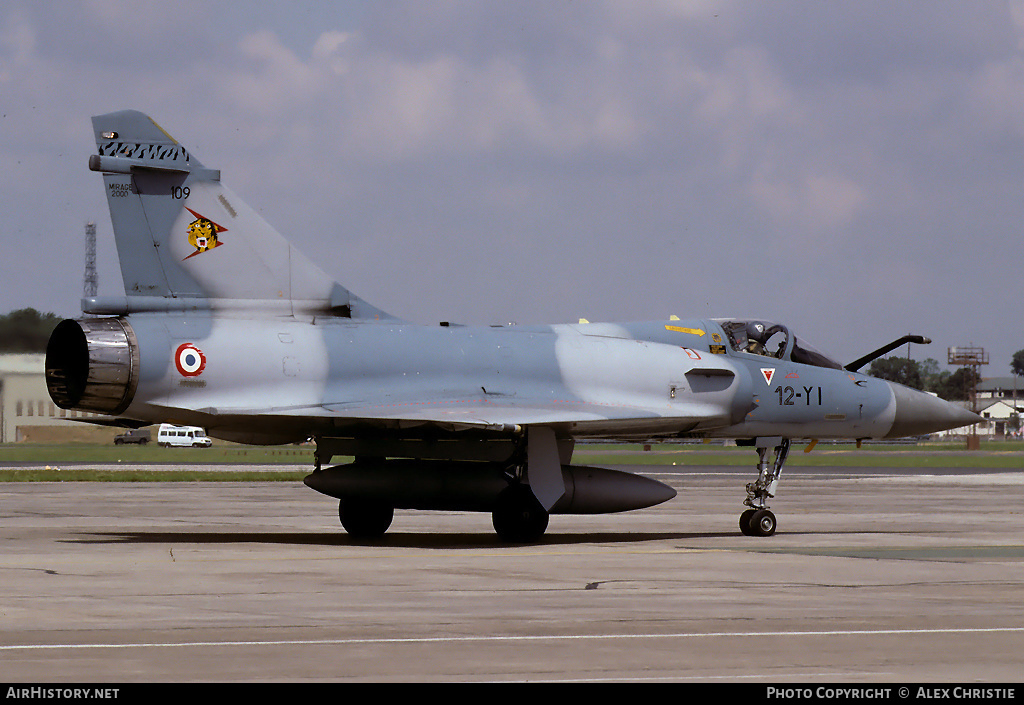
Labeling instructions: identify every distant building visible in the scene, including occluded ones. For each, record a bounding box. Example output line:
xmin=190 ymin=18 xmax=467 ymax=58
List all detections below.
xmin=0 ymin=354 xmax=107 ymax=442
xmin=946 ymin=376 xmax=1023 ymax=439
xmin=975 ymin=399 xmax=1021 ymax=438
xmin=976 ymin=376 xmax=1024 ymax=403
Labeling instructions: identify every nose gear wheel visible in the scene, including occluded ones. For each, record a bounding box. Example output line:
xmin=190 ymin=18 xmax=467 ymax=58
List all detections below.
xmin=739 ymin=438 xmax=789 ymax=537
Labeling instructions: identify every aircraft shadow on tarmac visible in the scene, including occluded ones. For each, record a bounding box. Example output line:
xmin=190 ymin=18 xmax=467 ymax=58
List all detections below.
xmin=62 ymin=527 xmax=920 ymax=550
xmin=67 ymin=530 xmax=741 ymax=550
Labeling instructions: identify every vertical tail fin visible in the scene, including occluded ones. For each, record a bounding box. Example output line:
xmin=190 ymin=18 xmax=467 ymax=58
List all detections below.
xmin=87 ymin=110 xmax=387 ymax=318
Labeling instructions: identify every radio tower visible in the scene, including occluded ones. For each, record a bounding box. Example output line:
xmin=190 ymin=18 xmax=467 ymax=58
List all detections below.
xmin=948 ymin=345 xmax=987 ymax=449
xmin=83 ymin=222 xmax=98 ymax=299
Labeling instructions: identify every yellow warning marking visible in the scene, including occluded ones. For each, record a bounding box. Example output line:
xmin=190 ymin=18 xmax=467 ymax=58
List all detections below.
xmin=665 ymin=325 xmax=705 ymax=337
xmin=149 ymin=116 xmax=179 ymax=145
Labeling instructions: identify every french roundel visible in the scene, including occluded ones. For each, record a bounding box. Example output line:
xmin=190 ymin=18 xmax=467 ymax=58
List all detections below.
xmin=175 ymin=343 xmax=206 ymax=377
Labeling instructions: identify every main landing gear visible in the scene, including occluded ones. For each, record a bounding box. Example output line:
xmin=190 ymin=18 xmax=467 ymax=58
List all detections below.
xmin=492 ymin=484 xmax=549 ymax=543
xmin=739 ymin=437 xmax=790 ymax=537
xmin=338 ymin=497 xmax=394 ymax=539
xmin=491 ymin=426 xmax=563 ymax=543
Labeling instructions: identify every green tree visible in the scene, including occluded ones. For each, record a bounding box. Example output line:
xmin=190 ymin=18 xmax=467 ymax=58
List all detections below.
xmin=867 ymin=356 xmax=924 ymax=390
xmin=1011 ymin=349 xmax=1024 ymax=377
xmin=932 ymin=367 xmax=981 ymax=402
xmin=918 ymin=357 xmax=952 ymax=396
xmin=0 ymin=308 xmax=62 ymax=353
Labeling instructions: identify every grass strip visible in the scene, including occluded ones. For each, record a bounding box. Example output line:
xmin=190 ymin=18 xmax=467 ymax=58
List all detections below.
xmin=0 ymin=442 xmax=1020 ymax=480
xmin=0 ymin=444 xmax=313 ymax=464
xmin=0 ymin=468 xmax=307 ymax=482
xmin=574 ymin=451 xmax=1023 ymax=468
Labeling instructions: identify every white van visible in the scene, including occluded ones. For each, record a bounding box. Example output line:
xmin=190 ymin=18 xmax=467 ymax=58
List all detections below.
xmin=158 ymin=424 xmax=213 ymax=448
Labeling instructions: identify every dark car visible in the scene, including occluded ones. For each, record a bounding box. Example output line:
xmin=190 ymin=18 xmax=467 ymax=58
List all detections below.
xmin=113 ymin=429 xmax=151 ymax=445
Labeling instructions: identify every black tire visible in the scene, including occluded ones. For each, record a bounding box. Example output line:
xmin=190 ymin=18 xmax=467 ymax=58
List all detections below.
xmin=748 ymin=509 xmax=777 ymax=537
xmin=492 ymin=485 xmax=549 ymax=543
xmin=338 ymin=498 xmax=394 ymax=539
xmin=739 ymin=509 xmax=756 ymax=536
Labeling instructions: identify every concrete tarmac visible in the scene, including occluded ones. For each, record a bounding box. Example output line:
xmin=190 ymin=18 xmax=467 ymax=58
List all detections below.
xmin=2 ymin=464 xmax=1024 ymax=683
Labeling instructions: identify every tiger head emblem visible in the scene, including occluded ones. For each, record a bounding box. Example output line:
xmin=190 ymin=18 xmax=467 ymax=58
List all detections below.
xmin=182 ymin=208 xmax=227 ymax=260
xmin=187 ymin=218 xmax=219 ymax=252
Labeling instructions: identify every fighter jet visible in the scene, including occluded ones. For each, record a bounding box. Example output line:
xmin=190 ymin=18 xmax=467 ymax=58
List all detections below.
xmin=45 ymin=111 xmax=980 ymax=542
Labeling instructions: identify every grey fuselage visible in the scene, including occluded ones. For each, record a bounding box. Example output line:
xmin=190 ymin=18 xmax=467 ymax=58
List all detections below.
xmin=107 ymin=313 xmax=897 ymax=446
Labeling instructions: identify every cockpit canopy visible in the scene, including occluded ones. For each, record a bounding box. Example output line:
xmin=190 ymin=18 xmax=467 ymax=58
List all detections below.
xmin=718 ymin=320 xmax=843 ymax=370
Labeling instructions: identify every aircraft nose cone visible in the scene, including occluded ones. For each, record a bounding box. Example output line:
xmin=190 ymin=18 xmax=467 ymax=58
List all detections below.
xmin=885 ymin=381 xmax=981 ymax=439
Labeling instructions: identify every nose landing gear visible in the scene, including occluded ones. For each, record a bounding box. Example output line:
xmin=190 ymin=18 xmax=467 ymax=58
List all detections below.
xmin=739 ymin=437 xmax=789 ymax=537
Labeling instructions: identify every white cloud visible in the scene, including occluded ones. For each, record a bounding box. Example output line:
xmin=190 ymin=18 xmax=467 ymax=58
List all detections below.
xmin=203 ymin=25 xmax=648 ymax=166
xmin=750 ymin=169 xmax=866 ymax=234
xmin=0 ymin=10 xmax=35 ymax=82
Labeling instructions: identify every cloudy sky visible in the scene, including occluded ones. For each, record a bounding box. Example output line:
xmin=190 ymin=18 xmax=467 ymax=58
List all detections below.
xmin=2 ymin=1 xmax=1022 ymax=373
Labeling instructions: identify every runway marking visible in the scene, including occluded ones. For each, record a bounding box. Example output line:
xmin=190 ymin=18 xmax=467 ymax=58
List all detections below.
xmin=513 ymin=672 xmax=864 ymax=683
xmin=4 ymin=626 xmax=1024 ymax=651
